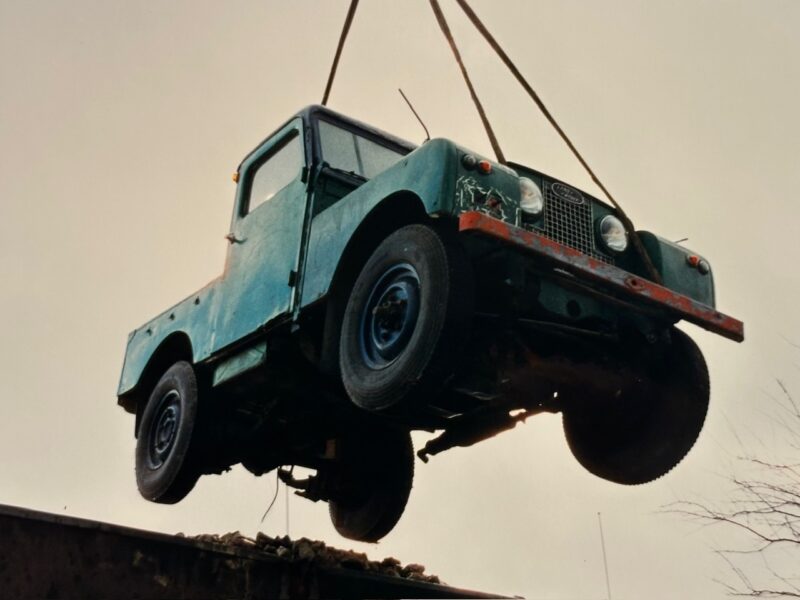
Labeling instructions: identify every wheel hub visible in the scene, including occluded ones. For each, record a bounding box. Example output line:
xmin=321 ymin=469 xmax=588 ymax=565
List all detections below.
xmin=360 ymin=263 xmax=421 ymax=369
xmin=148 ymin=390 xmax=181 ymax=469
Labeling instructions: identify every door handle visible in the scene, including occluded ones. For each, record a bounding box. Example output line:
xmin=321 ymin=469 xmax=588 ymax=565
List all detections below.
xmin=225 ymin=233 xmax=245 ymax=244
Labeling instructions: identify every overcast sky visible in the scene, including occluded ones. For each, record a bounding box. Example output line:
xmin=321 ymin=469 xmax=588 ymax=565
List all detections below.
xmin=1 ymin=1 xmax=799 ymax=598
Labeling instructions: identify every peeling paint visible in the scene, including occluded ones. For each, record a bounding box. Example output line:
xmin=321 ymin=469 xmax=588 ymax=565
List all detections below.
xmin=455 ymin=175 xmax=517 ymax=224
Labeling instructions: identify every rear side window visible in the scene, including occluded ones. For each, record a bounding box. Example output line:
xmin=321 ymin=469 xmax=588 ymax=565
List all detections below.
xmin=318 ymin=120 xmax=405 ymax=179
xmin=245 ymin=133 xmax=303 ymax=214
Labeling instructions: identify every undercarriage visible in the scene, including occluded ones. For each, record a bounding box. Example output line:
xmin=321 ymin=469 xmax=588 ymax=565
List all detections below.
xmin=192 ymin=292 xmax=707 ymax=541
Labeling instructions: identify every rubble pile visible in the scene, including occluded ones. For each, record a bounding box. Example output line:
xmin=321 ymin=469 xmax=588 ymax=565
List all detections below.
xmin=183 ymin=531 xmax=442 ymax=584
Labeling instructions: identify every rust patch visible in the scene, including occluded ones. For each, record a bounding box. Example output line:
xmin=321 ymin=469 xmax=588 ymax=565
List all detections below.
xmin=625 ymin=277 xmax=645 ymax=291
xmin=459 ymin=211 xmax=744 ymax=342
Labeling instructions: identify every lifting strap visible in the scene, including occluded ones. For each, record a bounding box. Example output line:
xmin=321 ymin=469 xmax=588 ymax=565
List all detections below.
xmin=429 ymin=0 xmax=506 ymax=164
xmin=319 ymin=0 xmax=660 ymax=283
xmin=321 ymin=0 xmax=360 ymax=106
xmin=452 ymin=0 xmax=661 ymax=283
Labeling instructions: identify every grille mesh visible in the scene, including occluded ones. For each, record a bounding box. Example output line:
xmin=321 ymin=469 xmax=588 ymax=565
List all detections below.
xmin=541 ymin=183 xmax=611 ymax=263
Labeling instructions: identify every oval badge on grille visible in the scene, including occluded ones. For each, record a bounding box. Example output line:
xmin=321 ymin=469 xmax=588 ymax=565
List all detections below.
xmin=551 ymin=182 xmax=584 ymax=205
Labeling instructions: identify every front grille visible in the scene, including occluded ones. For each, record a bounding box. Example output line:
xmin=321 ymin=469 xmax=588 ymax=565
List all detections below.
xmin=541 ymin=183 xmax=611 ymax=263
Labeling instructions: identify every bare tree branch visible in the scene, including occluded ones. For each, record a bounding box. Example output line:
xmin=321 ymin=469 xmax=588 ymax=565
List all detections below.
xmin=667 ymin=372 xmax=800 ymax=597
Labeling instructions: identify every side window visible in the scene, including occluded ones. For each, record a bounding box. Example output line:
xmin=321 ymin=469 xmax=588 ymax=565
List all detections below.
xmin=318 ymin=120 xmax=360 ymax=175
xmin=317 ymin=120 xmax=406 ymax=180
xmin=358 ymin=137 xmax=405 ymax=178
xmin=245 ymin=133 xmax=303 ymax=214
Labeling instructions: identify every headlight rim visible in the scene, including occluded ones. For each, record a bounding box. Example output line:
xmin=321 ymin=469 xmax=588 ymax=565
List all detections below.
xmin=597 ymin=214 xmax=629 ymax=254
xmin=519 ymin=176 xmax=544 ymax=217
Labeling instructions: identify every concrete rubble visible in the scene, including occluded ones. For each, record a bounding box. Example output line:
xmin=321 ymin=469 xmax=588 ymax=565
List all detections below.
xmin=181 ymin=531 xmax=442 ymax=585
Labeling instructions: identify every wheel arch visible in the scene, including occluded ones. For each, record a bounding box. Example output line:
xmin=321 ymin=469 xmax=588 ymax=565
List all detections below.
xmin=119 ymin=331 xmax=195 ymax=437
xmin=318 ymin=191 xmax=440 ymax=374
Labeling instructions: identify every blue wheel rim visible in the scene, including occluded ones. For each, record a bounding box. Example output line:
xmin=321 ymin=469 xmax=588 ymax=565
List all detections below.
xmin=359 ymin=263 xmax=421 ymax=369
xmin=148 ymin=390 xmax=181 ymax=469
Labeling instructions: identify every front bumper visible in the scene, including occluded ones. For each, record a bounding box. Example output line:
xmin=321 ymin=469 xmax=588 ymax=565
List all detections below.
xmin=459 ymin=211 xmax=744 ymax=342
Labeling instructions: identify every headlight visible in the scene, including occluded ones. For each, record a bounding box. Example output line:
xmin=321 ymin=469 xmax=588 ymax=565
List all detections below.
xmin=519 ymin=177 xmax=543 ymax=216
xmin=599 ymin=215 xmax=628 ymax=252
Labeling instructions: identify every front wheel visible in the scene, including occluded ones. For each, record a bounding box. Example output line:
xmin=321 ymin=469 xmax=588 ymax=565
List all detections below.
xmin=562 ymin=329 xmax=709 ymax=485
xmin=339 ymin=224 xmax=473 ymax=413
xmin=135 ymin=361 xmax=202 ymax=503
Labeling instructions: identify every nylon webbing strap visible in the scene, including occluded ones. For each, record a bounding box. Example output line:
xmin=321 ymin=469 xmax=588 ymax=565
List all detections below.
xmin=321 ymin=0 xmax=360 ymax=106
xmin=429 ymin=0 xmax=506 ymax=164
xmin=454 ymin=0 xmax=662 ymax=284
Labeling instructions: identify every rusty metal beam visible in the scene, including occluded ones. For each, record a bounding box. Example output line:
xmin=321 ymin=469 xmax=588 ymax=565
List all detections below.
xmin=459 ymin=211 xmax=744 ymax=342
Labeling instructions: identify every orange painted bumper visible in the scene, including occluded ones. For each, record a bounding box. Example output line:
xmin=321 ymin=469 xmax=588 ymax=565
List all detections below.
xmin=458 ymin=211 xmax=744 ymax=342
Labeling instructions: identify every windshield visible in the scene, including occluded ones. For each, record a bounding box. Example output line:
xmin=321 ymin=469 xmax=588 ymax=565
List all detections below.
xmin=317 ymin=119 xmax=406 ymax=179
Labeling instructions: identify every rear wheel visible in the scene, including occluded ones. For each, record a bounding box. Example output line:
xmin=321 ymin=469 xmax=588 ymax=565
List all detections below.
xmin=136 ymin=361 xmax=202 ymax=503
xmin=339 ymin=224 xmax=473 ymax=413
xmin=328 ymin=426 xmax=414 ymax=542
xmin=562 ymin=329 xmax=709 ymax=484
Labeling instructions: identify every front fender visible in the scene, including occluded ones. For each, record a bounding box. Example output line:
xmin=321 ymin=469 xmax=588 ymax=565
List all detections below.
xmin=300 ymin=139 xmax=459 ymax=307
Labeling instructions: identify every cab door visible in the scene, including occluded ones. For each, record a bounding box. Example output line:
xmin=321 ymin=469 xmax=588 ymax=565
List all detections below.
xmin=213 ymin=119 xmax=308 ymax=351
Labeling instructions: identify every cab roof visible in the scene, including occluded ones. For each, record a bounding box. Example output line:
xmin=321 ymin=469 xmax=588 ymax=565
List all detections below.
xmin=238 ymin=105 xmax=417 ymax=172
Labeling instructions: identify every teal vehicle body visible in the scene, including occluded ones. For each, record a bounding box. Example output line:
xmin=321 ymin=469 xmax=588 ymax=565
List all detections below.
xmin=119 ymin=106 xmax=742 ymax=540
xmin=119 ymin=105 xmax=742 ymax=406
xmin=301 ymin=137 xmax=457 ymax=308
xmin=118 ymin=110 xmax=462 ymax=402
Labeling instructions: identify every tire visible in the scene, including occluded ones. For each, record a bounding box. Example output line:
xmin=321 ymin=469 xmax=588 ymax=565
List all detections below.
xmin=136 ymin=361 xmax=202 ymax=503
xmin=339 ymin=224 xmax=473 ymax=412
xmin=562 ymin=329 xmax=709 ymax=485
xmin=328 ymin=427 xmax=414 ymax=542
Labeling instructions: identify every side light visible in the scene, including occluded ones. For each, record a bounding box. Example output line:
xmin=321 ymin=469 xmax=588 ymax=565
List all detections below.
xmin=461 ymin=154 xmax=478 ymax=170
xmin=477 ymin=160 xmax=493 ymax=174
xmin=687 ymin=254 xmax=711 ymax=275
